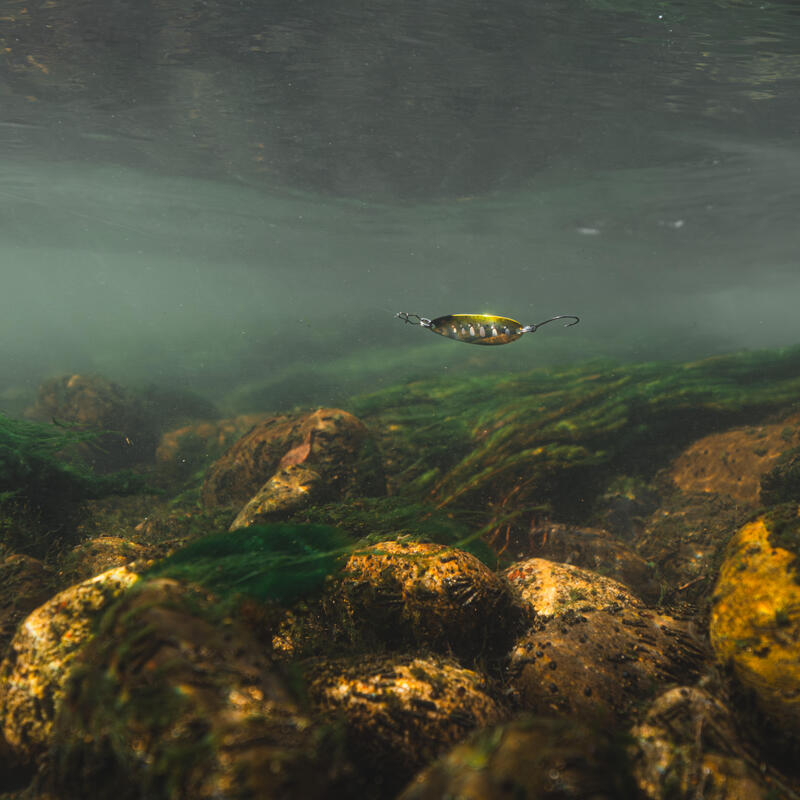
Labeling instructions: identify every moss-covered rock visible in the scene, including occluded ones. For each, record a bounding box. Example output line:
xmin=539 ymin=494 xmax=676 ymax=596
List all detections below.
xmin=154 ymin=413 xmax=264 ymax=481
xmin=709 ymin=511 xmax=800 ymax=741
xmin=636 ymin=491 xmax=749 ymax=605
xmin=508 ymin=607 xmax=705 ymax=725
xmin=667 ymin=414 xmax=800 ymax=505
xmin=305 ymin=652 xmax=507 ymax=797
xmin=0 ymin=565 xmax=140 ymax=761
xmin=24 ymin=374 xmax=158 ymax=472
xmin=516 ymin=522 xmax=656 ymax=601
xmin=630 ymin=686 xmax=780 ymax=800
xmin=202 ymin=408 xmax=385 ymax=527
xmin=331 ymin=540 xmax=520 ymax=661
xmin=504 ymin=557 xmax=643 ymax=618
xmin=397 ymin=715 xmax=638 ymax=800
xmin=42 ymin=579 xmax=335 ymax=800
xmin=0 ymin=554 xmax=55 ymax=654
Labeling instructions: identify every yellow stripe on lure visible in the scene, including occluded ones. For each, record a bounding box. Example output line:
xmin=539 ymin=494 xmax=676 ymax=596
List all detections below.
xmin=395 ymin=312 xmax=579 ymax=346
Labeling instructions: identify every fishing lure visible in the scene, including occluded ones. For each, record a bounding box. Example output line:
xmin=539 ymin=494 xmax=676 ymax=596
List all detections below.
xmin=395 ymin=311 xmax=579 ymax=346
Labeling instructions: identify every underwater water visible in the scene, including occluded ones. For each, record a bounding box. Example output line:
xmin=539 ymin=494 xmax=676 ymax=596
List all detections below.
xmin=1 ymin=0 xmax=800 ymax=406
xmin=2 ymin=1 xmax=800 ymax=798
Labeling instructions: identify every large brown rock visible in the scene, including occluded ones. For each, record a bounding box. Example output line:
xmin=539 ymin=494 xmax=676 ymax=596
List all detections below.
xmin=710 ymin=512 xmax=800 ymax=743
xmin=306 ymin=652 xmax=507 ymax=796
xmin=0 ymin=566 xmax=140 ymax=761
xmin=508 ymin=607 xmax=705 ymax=725
xmin=25 ymin=374 xmax=157 ymax=471
xmin=201 ymin=413 xmax=300 ymax=507
xmin=43 ymin=579 xmax=335 ymax=800
xmin=668 ymin=414 xmax=800 ymax=505
xmin=630 ymin=686 xmax=780 ymax=800
xmin=504 ymin=557 xmax=643 ymax=618
xmin=332 ymin=540 xmax=520 ymax=661
xmin=398 ymin=715 xmax=639 ymax=800
xmin=202 ymin=408 xmax=385 ymax=527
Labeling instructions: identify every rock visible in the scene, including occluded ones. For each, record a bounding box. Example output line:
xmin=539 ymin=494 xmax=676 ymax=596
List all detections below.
xmin=630 ymin=686 xmax=779 ymax=800
xmin=332 ymin=540 xmax=520 ymax=661
xmin=504 ymin=557 xmax=643 ymax=618
xmin=0 ymin=554 xmax=55 ymax=653
xmin=201 ymin=413 xmax=302 ymax=507
xmin=63 ymin=536 xmax=150 ymax=582
xmin=521 ymin=522 xmax=657 ymax=601
xmin=636 ymin=492 xmax=749 ymax=604
xmin=397 ymin=715 xmax=639 ymax=799
xmin=305 ymin=652 xmax=507 ymax=796
xmin=202 ymin=408 xmax=385 ymax=527
xmin=709 ymin=511 xmax=800 ymax=742
xmin=231 ymin=463 xmax=325 ymax=527
xmin=760 ymin=446 xmax=800 ymax=506
xmin=668 ymin=415 xmax=800 ymax=505
xmin=42 ymin=579 xmax=334 ymax=800
xmin=24 ymin=374 xmax=158 ymax=472
xmin=154 ymin=413 xmax=264 ymax=480
xmin=508 ymin=607 xmax=705 ymax=725
xmin=0 ymin=565 xmax=140 ymax=761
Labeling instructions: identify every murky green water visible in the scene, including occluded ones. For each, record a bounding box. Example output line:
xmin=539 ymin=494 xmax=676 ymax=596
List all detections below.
xmin=2 ymin=0 xmax=800 ymax=401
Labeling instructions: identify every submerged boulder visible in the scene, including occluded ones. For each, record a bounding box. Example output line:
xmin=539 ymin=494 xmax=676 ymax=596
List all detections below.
xmin=630 ymin=686 xmax=779 ymax=800
xmin=332 ymin=540 xmax=520 ymax=661
xmin=0 ymin=565 xmax=140 ymax=761
xmin=25 ymin=374 xmax=158 ymax=471
xmin=504 ymin=557 xmax=643 ymax=618
xmin=202 ymin=408 xmax=385 ymax=527
xmin=0 ymin=554 xmax=55 ymax=653
xmin=398 ymin=715 xmax=639 ymax=800
xmin=508 ymin=606 xmax=705 ymax=725
xmin=668 ymin=415 xmax=800 ymax=506
xmin=306 ymin=652 xmax=507 ymax=796
xmin=43 ymin=579 xmax=335 ymax=800
xmin=710 ymin=510 xmax=800 ymax=743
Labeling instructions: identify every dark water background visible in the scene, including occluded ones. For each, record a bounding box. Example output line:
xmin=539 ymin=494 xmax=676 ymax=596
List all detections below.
xmin=2 ymin=0 xmax=800 ymax=409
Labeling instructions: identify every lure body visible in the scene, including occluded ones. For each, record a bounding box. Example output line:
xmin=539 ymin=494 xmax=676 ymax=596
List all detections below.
xmin=429 ymin=314 xmax=525 ymax=345
xmin=395 ymin=311 xmax=579 ymax=346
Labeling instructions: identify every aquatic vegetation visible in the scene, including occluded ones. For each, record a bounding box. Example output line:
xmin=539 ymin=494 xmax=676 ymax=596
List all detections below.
xmin=145 ymin=523 xmax=353 ymax=605
xmin=0 ymin=413 xmax=146 ymax=504
xmin=348 ymin=345 xmax=800 ymax=522
xmin=290 ymin=496 xmax=496 ymax=566
xmin=0 ymin=413 xmax=149 ymax=555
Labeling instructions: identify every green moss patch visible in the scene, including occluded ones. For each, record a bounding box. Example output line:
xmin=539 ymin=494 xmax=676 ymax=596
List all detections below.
xmin=145 ymin=523 xmax=353 ymax=605
xmin=289 ymin=496 xmax=495 ymax=566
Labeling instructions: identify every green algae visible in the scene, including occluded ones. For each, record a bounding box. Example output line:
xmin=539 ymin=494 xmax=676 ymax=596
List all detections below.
xmin=347 ymin=346 xmax=800 ymax=520
xmin=0 ymin=413 xmax=148 ymax=502
xmin=145 ymin=523 xmax=353 ymax=605
xmin=0 ymin=413 xmax=149 ymax=556
xmin=289 ymin=496 xmax=496 ymax=566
